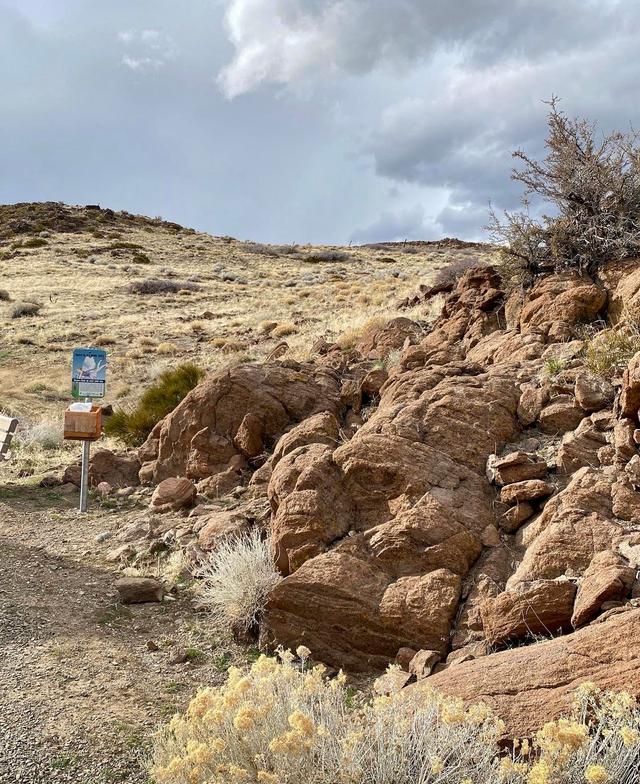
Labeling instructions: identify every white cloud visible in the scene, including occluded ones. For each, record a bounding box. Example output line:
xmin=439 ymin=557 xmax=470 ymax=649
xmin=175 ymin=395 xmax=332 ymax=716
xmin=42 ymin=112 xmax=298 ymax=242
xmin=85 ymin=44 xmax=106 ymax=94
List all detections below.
xmin=116 ymin=27 xmax=178 ymax=72
xmin=217 ymin=0 xmax=627 ymax=98
xmin=121 ymin=54 xmax=164 ymax=71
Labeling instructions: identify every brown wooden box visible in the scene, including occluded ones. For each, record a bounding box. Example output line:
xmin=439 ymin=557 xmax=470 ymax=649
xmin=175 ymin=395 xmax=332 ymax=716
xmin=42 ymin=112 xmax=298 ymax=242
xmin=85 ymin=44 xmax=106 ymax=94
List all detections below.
xmin=63 ymin=405 xmax=102 ymax=441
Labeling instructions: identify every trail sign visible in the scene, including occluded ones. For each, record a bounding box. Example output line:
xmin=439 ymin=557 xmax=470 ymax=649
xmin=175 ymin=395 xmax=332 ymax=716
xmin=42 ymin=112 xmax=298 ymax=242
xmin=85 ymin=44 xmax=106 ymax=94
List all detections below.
xmin=71 ymin=348 xmax=107 ymax=399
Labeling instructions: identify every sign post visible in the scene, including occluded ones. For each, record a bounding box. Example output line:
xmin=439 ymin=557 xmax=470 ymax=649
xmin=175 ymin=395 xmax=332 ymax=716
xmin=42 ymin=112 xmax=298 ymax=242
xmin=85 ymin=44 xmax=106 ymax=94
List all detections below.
xmin=67 ymin=348 xmax=107 ymax=513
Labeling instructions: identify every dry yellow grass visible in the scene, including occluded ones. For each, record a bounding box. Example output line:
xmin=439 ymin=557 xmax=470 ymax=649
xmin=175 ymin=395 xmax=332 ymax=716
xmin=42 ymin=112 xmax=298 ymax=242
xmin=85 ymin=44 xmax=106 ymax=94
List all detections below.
xmin=0 ymin=205 xmax=498 ymax=447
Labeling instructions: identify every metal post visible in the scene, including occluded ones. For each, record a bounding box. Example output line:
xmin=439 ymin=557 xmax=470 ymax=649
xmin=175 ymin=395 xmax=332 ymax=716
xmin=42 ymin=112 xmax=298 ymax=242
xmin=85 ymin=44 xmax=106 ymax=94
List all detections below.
xmin=79 ymin=440 xmax=90 ymax=513
xmin=79 ymin=396 xmax=91 ymax=514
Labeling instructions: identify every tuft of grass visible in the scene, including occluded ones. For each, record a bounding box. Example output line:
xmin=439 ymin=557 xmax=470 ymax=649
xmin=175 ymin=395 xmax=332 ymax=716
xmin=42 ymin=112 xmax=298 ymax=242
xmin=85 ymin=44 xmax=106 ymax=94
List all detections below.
xmin=583 ymin=325 xmax=640 ymax=377
xmin=271 ymin=322 xmax=297 ymax=338
xmin=104 ymin=362 xmax=204 ymax=446
xmin=133 ymin=252 xmax=152 ymax=264
xmin=0 ymin=289 xmax=10 ymax=301
xmin=196 ymin=529 xmax=281 ymax=634
xmin=21 ymin=237 xmax=49 ymax=248
xmin=10 ymin=301 xmax=42 ymax=318
xmin=95 ymin=334 xmax=117 ymax=346
xmin=544 ymin=356 xmax=565 ymax=377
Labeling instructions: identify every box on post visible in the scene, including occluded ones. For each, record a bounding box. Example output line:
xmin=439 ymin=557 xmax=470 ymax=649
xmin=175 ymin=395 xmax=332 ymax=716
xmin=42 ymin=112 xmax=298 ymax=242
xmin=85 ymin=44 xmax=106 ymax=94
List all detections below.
xmin=63 ymin=404 xmax=103 ymax=441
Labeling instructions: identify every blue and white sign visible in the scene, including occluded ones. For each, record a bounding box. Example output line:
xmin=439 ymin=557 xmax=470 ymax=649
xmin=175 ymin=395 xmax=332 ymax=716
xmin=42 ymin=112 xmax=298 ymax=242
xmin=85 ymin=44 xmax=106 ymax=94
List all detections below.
xmin=71 ymin=348 xmax=107 ymax=399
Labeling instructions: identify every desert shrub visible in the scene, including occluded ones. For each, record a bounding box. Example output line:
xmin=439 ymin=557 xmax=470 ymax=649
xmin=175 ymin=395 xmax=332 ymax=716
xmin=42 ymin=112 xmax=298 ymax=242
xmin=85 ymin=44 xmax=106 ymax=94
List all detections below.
xmin=271 ymin=322 xmax=297 ymax=338
xmin=21 ymin=237 xmax=48 ymax=248
xmin=489 ymin=99 xmax=640 ymax=280
xmin=0 ymin=289 xmax=10 ymax=301
xmin=104 ymin=362 xmax=204 ymax=445
xmin=303 ymin=250 xmax=350 ymax=263
xmin=150 ymin=661 xmax=640 ymax=784
xmin=10 ymin=301 xmax=41 ymax=318
xmin=242 ymin=243 xmax=282 ymax=257
xmin=16 ymin=420 xmax=62 ymax=451
xmin=151 ymin=673 xmax=640 ymax=784
xmin=128 ymin=279 xmax=200 ymax=295
xmin=132 ymin=252 xmax=151 ymax=264
xmin=583 ymin=324 xmax=640 ymax=377
xmin=109 ymin=241 xmax=144 ymax=251
xmin=196 ymin=529 xmax=281 ymax=633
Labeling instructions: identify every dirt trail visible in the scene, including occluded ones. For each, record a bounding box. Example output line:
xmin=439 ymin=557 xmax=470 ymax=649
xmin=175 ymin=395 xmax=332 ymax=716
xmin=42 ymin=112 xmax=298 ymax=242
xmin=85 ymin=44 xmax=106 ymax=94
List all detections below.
xmin=0 ymin=483 xmax=235 ymax=783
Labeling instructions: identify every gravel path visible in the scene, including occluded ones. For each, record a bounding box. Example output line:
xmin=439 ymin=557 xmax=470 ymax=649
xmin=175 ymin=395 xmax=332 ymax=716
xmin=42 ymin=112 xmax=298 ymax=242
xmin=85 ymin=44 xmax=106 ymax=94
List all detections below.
xmin=0 ymin=483 xmax=241 ymax=783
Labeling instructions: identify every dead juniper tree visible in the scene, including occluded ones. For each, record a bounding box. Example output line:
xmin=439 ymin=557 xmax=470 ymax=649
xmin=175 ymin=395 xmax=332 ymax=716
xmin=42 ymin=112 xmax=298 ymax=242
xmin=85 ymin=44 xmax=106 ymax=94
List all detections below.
xmin=488 ymin=98 xmax=640 ymax=282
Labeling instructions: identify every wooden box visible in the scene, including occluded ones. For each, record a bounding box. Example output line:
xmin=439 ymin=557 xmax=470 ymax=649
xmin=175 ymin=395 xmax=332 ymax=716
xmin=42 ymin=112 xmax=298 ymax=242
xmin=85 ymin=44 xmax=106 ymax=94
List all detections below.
xmin=63 ymin=405 xmax=102 ymax=441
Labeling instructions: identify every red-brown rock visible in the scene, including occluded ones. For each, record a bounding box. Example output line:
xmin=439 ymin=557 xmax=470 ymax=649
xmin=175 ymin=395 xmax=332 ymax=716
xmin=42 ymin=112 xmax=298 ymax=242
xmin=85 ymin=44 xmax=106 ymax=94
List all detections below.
xmin=480 ymin=579 xmax=576 ymax=647
xmin=539 ymin=397 xmax=585 ymax=434
xmin=500 ymin=479 xmax=555 ymax=504
xmin=151 ymin=477 xmax=196 ymax=513
xmin=423 ymin=609 xmax=640 ymax=737
xmin=571 ymin=550 xmax=635 ymax=628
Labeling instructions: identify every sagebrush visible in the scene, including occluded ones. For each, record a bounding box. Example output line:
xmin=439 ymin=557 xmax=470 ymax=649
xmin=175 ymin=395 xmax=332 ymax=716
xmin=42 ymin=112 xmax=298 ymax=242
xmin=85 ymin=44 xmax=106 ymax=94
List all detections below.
xmin=489 ymin=99 xmax=640 ymax=280
xmin=196 ymin=529 xmax=281 ymax=634
xmin=150 ymin=659 xmax=640 ymax=784
xmin=104 ymin=362 xmax=204 ymax=445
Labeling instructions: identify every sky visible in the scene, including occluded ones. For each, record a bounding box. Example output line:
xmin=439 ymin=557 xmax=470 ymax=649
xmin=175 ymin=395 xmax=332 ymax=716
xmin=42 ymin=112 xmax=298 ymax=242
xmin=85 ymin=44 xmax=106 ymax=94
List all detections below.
xmin=1 ymin=0 xmax=639 ymax=244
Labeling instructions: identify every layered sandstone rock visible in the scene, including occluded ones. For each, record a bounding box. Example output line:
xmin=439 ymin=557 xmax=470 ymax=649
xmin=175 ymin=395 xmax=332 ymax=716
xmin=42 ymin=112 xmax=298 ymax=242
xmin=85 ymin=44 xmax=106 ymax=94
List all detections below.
xmin=423 ymin=609 xmax=640 ymax=737
xmin=139 ymin=362 xmax=343 ymax=484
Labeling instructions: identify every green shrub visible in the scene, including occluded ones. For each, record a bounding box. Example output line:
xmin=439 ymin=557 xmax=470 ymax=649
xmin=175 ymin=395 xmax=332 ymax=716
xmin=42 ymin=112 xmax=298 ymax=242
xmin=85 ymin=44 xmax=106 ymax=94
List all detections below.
xmin=104 ymin=363 xmax=204 ymax=446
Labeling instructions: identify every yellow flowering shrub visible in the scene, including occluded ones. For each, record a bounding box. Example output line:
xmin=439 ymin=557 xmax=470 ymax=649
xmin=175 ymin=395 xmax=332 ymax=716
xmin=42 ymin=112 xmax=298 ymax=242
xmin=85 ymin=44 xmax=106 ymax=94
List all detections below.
xmin=150 ymin=659 xmax=640 ymax=784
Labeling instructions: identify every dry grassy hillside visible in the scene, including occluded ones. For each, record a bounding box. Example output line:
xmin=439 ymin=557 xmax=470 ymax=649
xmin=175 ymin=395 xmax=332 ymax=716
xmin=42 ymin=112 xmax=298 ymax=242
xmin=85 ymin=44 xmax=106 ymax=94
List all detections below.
xmin=0 ymin=202 xmax=496 ymax=435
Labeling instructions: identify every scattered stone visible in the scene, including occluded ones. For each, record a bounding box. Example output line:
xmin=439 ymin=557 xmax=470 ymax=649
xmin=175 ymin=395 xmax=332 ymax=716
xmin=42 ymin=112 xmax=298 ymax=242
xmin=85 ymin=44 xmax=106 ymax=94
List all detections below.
xmin=395 ymin=647 xmax=417 ymax=671
xmin=572 ymin=550 xmax=636 ymax=628
xmin=539 ymin=397 xmax=585 ymax=434
xmin=373 ymin=668 xmax=413 ymax=695
xmin=115 ymin=577 xmax=163 ymax=604
xmin=575 ymin=373 xmax=614 ymax=412
xmin=487 ymin=451 xmax=548 ymax=485
xmin=95 ymin=531 xmax=112 ymax=543
xmin=146 ymin=640 xmax=160 ymax=652
xmin=500 ymin=502 xmax=535 ymax=533
xmin=151 ymin=477 xmax=197 ymax=513
xmin=481 ymin=578 xmax=577 ymax=647
xmin=408 ymin=649 xmax=440 ymax=680
xmin=96 ymin=481 xmax=112 ymax=496
xmin=500 ymin=480 xmax=555 ymax=504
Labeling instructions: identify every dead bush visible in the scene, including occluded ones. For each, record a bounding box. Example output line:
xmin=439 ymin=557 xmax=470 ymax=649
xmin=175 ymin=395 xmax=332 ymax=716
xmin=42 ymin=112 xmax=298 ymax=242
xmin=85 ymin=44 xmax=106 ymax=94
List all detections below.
xmin=489 ymin=99 xmax=640 ymax=280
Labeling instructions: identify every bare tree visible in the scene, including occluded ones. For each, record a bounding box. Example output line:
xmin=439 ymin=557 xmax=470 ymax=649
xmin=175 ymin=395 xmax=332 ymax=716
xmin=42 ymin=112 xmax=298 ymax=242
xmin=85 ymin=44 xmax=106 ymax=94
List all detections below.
xmin=489 ymin=98 xmax=640 ymax=280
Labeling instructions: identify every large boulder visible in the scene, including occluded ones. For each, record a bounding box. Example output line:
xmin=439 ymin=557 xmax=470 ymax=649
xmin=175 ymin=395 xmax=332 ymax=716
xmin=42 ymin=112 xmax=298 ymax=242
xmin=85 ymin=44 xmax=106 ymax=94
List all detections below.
xmin=480 ymin=579 xmax=576 ymax=647
xmin=139 ymin=362 xmax=342 ymax=484
xmin=64 ymin=448 xmax=141 ymax=488
xmin=518 ymin=273 xmax=606 ymax=339
xmin=423 ymin=608 xmax=640 ymax=737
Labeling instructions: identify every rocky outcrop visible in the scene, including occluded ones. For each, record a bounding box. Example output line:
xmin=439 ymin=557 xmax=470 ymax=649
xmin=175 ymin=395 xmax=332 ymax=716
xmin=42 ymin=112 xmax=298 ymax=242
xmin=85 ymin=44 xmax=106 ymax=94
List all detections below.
xmin=422 ymin=609 xmax=640 ymax=737
xmin=101 ymin=260 xmax=640 ymax=714
xmin=139 ymin=362 xmax=343 ymax=485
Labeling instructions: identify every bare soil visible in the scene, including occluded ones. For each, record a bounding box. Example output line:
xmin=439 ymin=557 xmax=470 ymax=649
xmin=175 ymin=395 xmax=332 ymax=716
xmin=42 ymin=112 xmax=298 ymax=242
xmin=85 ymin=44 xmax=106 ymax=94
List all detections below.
xmin=0 ymin=482 xmax=250 ymax=783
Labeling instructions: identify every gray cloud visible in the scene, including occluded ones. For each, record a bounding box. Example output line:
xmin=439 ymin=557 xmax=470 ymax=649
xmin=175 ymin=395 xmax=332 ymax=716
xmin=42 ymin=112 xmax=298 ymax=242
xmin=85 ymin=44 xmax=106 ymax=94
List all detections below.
xmin=1 ymin=0 xmax=640 ymax=245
